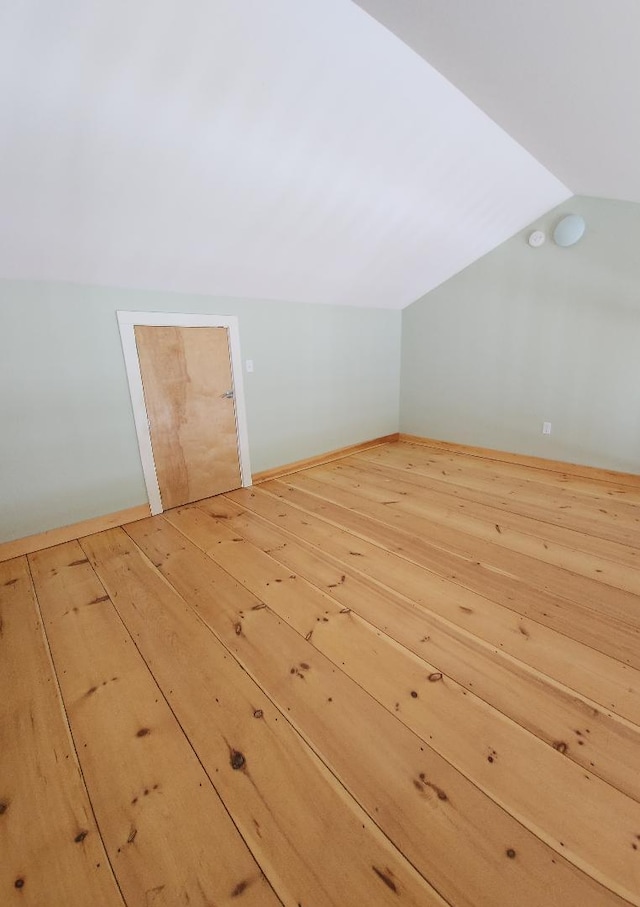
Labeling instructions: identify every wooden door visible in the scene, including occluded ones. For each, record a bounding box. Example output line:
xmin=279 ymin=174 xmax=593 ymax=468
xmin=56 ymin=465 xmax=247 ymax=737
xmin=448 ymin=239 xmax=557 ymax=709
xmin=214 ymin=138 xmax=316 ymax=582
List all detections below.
xmin=134 ymin=325 xmax=242 ymax=510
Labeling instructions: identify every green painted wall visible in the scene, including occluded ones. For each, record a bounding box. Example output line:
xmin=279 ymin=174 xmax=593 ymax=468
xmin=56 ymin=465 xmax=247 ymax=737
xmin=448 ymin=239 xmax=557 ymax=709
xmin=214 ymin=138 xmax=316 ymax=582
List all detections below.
xmin=400 ymin=196 xmax=640 ymax=474
xmin=0 ymin=281 xmax=401 ymax=543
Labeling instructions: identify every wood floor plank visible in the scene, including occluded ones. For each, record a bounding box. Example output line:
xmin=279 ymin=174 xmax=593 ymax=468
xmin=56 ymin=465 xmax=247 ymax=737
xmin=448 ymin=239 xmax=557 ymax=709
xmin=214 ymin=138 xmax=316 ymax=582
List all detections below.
xmin=360 ymin=444 xmax=640 ymax=519
xmin=0 ymin=557 xmax=124 ymax=907
xmin=166 ymin=503 xmax=640 ymax=902
xmin=28 ymin=541 xmax=279 ymax=907
xmin=248 ymin=480 xmax=640 ymax=670
xmin=287 ymin=468 xmax=640 ymax=629
xmin=337 ymin=460 xmax=640 ymax=590
xmin=6 ymin=441 xmax=640 ymax=906
xmin=375 ymin=440 xmax=640 ymax=498
xmin=127 ymin=514 xmax=633 ymax=907
xmin=351 ymin=455 xmax=640 ymax=570
xmin=192 ymin=497 xmax=640 ymax=799
xmin=360 ymin=444 xmax=640 ymax=524
xmin=227 ymin=482 xmax=640 ymax=697
xmin=206 ymin=492 xmax=640 ymax=721
xmin=390 ymin=439 xmax=640 ymax=494
xmin=83 ymin=527 xmax=447 ymax=907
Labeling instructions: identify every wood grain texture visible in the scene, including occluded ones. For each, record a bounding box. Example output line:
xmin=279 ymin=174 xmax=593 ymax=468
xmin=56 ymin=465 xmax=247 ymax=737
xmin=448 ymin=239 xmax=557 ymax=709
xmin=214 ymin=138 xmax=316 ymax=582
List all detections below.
xmin=335 ymin=459 xmax=640 ymax=590
xmin=187 ymin=498 xmax=640 ymax=799
xmin=211 ymin=492 xmax=640 ymax=726
xmin=251 ymin=433 xmax=400 ymax=483
xmin=166 ymin=504 xmax=640 ymax=900
xmin=28 ymin=542 xmax=278 ymax=907
xmin=398 ymin=434 xmax=640 ymax=489
xmin=0 ymin=504 xmax=150 ymax=564
xmin=351 ymin=453 xmax=640 ymax=568
xmin=258 ymin=476 xmax=640 ymax=669
xmin=4 ymin=440 xmax=639 ymax=906
xmin=127 ymin=516 xmax=633 ymax=907
xmin=83 ymin=527 xmax=446 ymax=907
xmin=0 ymin=557 xmax=123 ymax=907
xmin=135 ymin=325 xmax=241 ymax=509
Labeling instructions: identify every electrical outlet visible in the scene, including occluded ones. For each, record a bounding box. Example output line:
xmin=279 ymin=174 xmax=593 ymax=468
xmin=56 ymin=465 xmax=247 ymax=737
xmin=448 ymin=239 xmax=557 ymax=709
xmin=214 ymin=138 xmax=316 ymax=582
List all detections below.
xmin=542 ymin=421 xmax=552 ymax=435
xmin=245 ymin=359 xmax=254 ymax=373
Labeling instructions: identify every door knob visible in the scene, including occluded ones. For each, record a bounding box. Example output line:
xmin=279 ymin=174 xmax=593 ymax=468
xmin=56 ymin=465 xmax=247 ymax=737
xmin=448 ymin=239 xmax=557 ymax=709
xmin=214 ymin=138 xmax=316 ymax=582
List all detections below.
xmin=221 ymin=389 xmax=234 ymax=399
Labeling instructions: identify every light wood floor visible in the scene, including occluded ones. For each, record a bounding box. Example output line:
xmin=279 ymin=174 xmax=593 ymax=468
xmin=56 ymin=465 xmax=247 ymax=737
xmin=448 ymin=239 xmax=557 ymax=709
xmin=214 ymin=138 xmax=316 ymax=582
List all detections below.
xmin=2 ymin=440 xmax=640 ymax=906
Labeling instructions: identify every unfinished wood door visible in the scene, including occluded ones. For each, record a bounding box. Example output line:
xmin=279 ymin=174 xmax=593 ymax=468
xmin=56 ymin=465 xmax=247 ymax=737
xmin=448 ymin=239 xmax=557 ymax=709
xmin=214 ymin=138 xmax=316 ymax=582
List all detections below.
xmin=134 ymin=326 xmax=241 ymax=510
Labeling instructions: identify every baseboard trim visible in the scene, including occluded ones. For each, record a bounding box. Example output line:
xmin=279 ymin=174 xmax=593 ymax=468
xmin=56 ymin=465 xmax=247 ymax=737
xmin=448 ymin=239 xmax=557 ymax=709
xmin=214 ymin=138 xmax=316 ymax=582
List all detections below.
xmin=252 ymin=433 xmax=400 ymax=484
xmin=0 ymin=504 xmax=152 ymax=564
xmin=398 ymin=434 xmax=640 ymax=488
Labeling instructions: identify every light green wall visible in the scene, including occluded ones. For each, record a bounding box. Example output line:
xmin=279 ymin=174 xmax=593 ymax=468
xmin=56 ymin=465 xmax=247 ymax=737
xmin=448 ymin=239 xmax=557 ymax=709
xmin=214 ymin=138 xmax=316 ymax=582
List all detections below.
xmin=0 ymin=281 xmax=401 ymax=543
xmin=400 ymin=196 xmax=640 ymax=474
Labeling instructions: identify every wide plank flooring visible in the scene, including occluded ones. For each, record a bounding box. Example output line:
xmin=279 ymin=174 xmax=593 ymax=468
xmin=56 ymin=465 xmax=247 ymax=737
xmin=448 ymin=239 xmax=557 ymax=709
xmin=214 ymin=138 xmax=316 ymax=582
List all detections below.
xmin=2 ymin=440 xmax=640 ymax=906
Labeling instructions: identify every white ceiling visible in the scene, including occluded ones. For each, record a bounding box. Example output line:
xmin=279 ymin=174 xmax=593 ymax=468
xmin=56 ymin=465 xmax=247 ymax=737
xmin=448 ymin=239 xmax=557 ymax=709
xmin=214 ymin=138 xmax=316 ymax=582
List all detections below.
xmin=355 ymin=0 xmax=640 ymax=205
xmin=0 ymin=0 xmax=569 ymax=309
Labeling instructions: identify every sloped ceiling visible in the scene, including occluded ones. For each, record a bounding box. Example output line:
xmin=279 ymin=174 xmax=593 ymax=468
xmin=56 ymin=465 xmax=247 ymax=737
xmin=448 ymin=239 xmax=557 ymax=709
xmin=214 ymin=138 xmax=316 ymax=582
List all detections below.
xmin=355 ymin=0 xmax=640 ymax=205
xmin=0 ymin=0 xmax=569 ymax=309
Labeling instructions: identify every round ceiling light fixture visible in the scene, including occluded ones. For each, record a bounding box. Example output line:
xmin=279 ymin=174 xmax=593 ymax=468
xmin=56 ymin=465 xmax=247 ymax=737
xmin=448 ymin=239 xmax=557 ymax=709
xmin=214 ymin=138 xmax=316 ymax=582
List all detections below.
xmin=553 ymin=214 xmax=586 ymax=247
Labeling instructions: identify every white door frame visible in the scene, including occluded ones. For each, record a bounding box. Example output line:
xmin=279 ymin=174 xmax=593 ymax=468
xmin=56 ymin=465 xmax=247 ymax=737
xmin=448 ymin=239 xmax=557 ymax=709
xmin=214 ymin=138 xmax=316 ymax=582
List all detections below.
xmin=117 ymin=311 xmax=252 ymax=515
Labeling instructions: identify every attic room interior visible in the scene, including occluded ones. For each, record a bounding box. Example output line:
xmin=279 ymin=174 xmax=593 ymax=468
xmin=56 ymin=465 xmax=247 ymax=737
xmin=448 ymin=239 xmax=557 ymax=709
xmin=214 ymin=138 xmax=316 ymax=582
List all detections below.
xmin=1 ymin=1 xmax=639 ymax=905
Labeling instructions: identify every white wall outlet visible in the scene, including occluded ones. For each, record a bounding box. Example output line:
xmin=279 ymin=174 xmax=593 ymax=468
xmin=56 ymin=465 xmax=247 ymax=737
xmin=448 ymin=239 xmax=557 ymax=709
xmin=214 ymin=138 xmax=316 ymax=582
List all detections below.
xmin=245 ymin=359 xmax=254 ymax=373
xmin=542 ymin=421 xmax=552 ymax=435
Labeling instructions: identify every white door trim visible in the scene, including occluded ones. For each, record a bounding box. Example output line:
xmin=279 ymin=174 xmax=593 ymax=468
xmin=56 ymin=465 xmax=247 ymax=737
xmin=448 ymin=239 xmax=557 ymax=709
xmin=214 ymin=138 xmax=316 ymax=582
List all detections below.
xmin=117 ymin=311 xmax=252 ymax=515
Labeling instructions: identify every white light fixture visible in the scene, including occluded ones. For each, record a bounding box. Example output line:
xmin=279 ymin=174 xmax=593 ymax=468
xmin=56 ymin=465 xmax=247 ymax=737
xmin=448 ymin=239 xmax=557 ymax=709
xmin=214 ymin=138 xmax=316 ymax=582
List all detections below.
xmin=528 ymin=230 xmax=546 ymax=248
xmin=553 ymin=214 xmax=586 ymax=247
